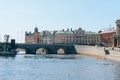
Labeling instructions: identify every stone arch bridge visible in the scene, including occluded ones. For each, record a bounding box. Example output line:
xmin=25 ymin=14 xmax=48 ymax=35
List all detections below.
xmin=15 ymin=43 xmax=77 ymax=54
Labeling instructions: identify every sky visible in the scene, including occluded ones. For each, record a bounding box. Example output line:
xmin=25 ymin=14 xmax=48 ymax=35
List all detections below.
xmin=0 ymin=0 xmax=120 ymax=43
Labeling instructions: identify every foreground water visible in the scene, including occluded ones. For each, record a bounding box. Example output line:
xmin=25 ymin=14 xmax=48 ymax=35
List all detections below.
xmin=0 ymin=54 xmax=120 ymax=80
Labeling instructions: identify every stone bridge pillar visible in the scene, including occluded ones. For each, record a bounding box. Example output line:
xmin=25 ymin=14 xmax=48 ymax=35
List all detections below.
xmin=64 ymin=46 xmax=77 ymax=54
xmin=47 ymin=47 xmax=57 ymax=54
xmin=26 ymin=48 xmax=36 ymax=54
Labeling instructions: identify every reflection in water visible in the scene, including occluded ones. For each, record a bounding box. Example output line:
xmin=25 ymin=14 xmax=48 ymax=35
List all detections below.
xmin=114 ymin=62 xmax=120 ymax=80
xmin=0 ymin=54 xmax=120 ymax=80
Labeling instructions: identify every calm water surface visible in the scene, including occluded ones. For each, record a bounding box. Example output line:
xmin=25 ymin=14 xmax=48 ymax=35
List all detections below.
xmin=0 ymin=54 xmax=120 ymax=80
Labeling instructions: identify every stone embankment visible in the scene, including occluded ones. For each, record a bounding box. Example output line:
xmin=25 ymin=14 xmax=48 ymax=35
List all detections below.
xmin=75 ymin=45 xmax=106 ymax=58
xmin=105 ymin=47 xmax=120 ymax=62
xmin=75 ymin=45 xmax=120 ymax=62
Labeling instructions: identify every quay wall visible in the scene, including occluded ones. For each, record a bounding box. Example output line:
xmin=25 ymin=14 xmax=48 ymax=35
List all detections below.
xmin=75 ymin=45 xmax=120 ymax=62
xmin=75 ymin=45 xmax=106 ymax=58
xmin=105 ymin=47 xmax=120 ymax=62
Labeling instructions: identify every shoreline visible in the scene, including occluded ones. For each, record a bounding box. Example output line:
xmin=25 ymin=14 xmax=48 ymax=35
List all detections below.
xmin=105 ymin=54 xmax=120 ymax=63
xmin=75 ymin=45 xmax=120 ymax=63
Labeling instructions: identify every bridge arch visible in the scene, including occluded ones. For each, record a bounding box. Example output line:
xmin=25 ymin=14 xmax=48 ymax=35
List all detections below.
xmin=36 ymin=48 xmax=48 ymax=54
xmin=16 ymin=48 xmax=26 ymax=54
xmin=57 ymin=48 xmax=65 ymax=55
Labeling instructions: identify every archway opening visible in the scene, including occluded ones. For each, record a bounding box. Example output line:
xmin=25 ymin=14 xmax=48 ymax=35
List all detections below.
xmin=57 ymin=48 xmax=65 ymax=55
xmin=36 ymin=48 xmax=48 ymax=55
xmin=16 ymin=48 xmax=26 ymax=55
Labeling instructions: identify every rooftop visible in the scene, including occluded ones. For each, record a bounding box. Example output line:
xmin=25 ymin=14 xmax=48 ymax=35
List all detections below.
xmin=100 ymin=27 xmax=116 ymax=33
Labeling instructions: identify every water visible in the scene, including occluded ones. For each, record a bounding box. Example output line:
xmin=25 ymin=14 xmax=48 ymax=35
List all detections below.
xmin=0 ymin=54 xmax=120 ymax=80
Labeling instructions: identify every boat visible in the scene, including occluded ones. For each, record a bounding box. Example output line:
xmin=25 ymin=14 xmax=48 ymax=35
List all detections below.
xmin=0 ymin=35 xmax=17 ymax=56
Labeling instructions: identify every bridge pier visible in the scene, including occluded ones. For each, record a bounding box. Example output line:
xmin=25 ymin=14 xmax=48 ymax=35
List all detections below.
xmin=47 ymin=48 xmax=57 ymax=54
xmin=64 ymin=46 xmax=77 ymax=54
xmin=26 ymin=48 xmax=36 ymax=54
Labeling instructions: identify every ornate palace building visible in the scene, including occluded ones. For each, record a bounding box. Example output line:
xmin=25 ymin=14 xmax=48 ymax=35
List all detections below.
xmin=25 ymin=27 xmax=100 ymax=45
xmin=25 ymin=20 xmax=120 ymax=48
xmin=53 ymin=28 xmax=100 ymax=45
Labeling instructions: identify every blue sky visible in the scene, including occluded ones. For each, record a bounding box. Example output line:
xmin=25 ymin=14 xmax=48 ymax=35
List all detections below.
xmin=0 ymin=0 xmax=120 ymax=42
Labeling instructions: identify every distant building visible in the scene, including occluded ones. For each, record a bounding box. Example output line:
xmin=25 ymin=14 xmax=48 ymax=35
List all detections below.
xmin=39 ymin=31 xmax=54 ymax=44
xmin=54 ymin=28 xmax=100 ymax=45
xmin=99 ymin=27 xmax=116 ymax=46
xmin=25 ymin=27 xmax=40 ymax=43
xmin=24 ymin=27 xmax=102 ymax=46
xmin=73 ymin=28 xmax=100 ymax=45
xmin=84 ymin=31 xmax=100 ymax=45
xmin=55 ymin=28 xmax=74 ymax=44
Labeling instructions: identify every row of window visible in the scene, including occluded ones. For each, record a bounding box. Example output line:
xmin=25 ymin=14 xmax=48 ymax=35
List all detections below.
xmin=61 ymin=36 xmax=99 ymax=40
xmin=61 ymin=39 xmax=99 ymax=43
